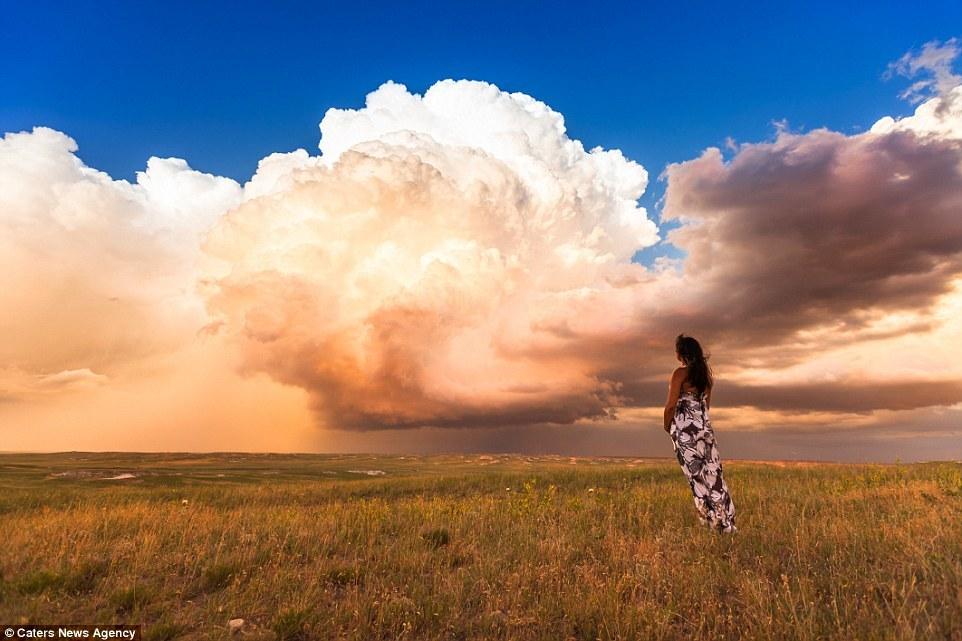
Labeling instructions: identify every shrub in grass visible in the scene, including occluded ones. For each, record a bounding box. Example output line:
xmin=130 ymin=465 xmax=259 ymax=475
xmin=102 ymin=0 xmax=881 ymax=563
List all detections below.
xmin=144 ymin=622 xmax=184 ymax=641
xmin=324 ymin=565 xmax=360 ymax=587
xmin=15 ymin=561 xmax=107 ymax=596
xmin=421 ymin=527 xmax=450 ymax=548
xmin=271 ymin=608 xmax=313 ymax=641
xmin=62 ymin=559 xmax=108 ymax=595
xmin=16 ymin=570 xmax=64 ymax=595
xmin=252 ymin=548 xmax=272 ymax=567
xmin=199 ymin=562 xmax=237 ymax=592
xmin=448 ymin=552 xmax=473 ymax=568
xmin=111 ymin=585 xmax=153 ymax=613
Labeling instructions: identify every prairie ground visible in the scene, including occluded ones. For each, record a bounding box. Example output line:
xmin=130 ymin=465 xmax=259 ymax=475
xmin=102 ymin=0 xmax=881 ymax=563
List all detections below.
xmin=0 ymin=452 xmax=960 ymax=640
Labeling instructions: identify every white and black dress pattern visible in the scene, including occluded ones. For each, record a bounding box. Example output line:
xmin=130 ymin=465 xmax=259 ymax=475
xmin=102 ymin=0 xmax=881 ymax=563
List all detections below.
xmin=669 ymin=389 xmax=737 ymax=532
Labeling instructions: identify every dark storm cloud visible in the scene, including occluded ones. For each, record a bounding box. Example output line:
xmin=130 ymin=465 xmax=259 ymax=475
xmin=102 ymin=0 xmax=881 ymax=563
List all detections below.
xmin=660 ymin=126 xmax=962 ymax=351
xmin=618 ymin=378 xmax=962 ymax=413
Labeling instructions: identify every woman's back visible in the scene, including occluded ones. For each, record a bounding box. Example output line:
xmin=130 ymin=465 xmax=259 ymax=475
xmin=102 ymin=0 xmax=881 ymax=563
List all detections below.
xmin=679 ymin=366 xmax=711 ymax=404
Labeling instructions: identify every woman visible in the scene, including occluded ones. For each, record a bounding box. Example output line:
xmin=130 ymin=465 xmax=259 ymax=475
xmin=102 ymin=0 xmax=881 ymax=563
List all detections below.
xmin=663 ymin=334 xmax=737 ymax=533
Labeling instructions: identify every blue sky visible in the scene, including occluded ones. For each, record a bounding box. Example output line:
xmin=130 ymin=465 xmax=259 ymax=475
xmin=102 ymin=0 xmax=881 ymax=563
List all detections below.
xmin=4 ymin=1 xmax=962 ymax=459
xmin=4 ymin=0 xmax=960 ymax=264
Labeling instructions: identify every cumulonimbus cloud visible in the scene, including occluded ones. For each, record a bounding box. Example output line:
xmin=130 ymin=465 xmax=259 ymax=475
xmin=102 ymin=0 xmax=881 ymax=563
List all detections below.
xmin=200 ymin=80 xmax=661 ymax=429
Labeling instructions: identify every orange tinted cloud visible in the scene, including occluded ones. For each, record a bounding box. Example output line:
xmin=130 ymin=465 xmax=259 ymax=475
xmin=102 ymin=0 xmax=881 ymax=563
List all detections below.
xmin=200 ymin=81 xmax=658 ymax=430
xmin=0 ymin=127 xmax=242 ymax=397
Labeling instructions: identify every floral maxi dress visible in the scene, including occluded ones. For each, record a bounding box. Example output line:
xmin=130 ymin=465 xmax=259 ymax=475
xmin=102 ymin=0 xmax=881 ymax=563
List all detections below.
xmin=669 ymin=389 xmax=737 ymax=532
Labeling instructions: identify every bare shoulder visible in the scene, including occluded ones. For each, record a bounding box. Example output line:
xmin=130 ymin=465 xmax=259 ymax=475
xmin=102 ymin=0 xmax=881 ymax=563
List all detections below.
xmin=671 ymin=367 xmax=686 ymax=382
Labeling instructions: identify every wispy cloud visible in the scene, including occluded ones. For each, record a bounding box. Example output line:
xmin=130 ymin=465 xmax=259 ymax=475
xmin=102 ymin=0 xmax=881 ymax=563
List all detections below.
xmin=884 ymin=37 xmax=961 ymax=103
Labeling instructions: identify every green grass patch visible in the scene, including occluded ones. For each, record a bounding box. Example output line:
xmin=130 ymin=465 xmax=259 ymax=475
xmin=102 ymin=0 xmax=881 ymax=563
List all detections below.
xmin=271 ymin=608 xmax=314 ymax=641
xmin=110 ymin=585 xmax=154 ymax=613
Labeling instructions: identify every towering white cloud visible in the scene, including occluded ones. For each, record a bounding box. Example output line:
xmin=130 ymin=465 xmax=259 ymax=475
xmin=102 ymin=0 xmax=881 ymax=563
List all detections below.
xmin=201 ymin=80 xmax=660 ymax=429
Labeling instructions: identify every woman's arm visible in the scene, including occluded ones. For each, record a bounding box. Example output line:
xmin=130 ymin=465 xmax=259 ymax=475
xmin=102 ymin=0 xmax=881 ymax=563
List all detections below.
xmin=663 ymin=368 xmax=685 ymax=432
xmin=705 ymin=384 xmax=712 ymax=411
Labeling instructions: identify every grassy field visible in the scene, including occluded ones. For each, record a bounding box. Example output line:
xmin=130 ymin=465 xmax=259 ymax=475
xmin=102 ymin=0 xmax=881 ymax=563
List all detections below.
xmin=1 ymin=452 xmax=960 ymax=641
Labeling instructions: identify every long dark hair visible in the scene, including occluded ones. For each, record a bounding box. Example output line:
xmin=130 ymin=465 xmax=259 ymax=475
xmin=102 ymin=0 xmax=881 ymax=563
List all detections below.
xmin=676 ymin=334 xmax=713 ymax=395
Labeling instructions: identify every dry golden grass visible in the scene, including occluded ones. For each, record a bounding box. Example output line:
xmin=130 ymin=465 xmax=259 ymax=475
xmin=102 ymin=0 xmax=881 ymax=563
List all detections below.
xmin=0 ymin=452 xmax=960 ymax=640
